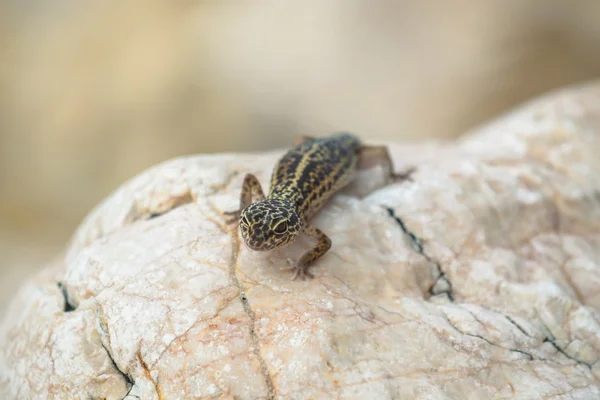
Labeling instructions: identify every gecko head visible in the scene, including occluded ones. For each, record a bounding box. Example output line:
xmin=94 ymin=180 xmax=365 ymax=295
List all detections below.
xmin=239 ymin=199 xmax=302 ymax=251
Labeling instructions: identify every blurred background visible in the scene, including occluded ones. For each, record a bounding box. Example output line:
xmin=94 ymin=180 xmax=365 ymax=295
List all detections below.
xmin=2 ymin=0 xmax=600 ymax=313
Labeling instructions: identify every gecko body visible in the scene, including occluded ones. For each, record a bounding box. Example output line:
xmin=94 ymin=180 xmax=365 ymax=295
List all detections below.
xmin=226 ymin=132 xmax=408 ymax=279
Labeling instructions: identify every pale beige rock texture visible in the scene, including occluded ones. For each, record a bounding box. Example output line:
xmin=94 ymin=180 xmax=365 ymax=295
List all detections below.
xmin=2 ymin=83 xmax=600 ymax=399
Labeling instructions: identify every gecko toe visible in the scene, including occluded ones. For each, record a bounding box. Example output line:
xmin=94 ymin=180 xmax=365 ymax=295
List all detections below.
xmin=289 ymin=266 xmax=314 ymax=281
xmin=281 ymin=259 xmax=313 ymax=280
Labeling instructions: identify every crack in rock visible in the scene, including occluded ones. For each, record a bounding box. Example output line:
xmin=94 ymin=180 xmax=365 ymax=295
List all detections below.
xmin=384 ymin=207 xmax=454 ymax=301
xmin=56 ymin=282 xmax=76 ymax=312
xmin=543 ymin=337 xmax=593 ymax=369
xmin=445 ymin=308 xmax=599 ymax=370
xmin=227 ymin=223 xmax=276 ymax=400
xmin=537 ymin=320 xmax=595 ymax=369
xmin=504 ymin=315 xmax=532 ymax=338
xmin=444 ymin=316 xmax=535 ymax=361
xmin=100 ymin=343 xmax=134 ymax=399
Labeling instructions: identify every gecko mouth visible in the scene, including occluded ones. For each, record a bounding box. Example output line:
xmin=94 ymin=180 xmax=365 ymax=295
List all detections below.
xmin=244 ymin=238 xmax=273 ymax=251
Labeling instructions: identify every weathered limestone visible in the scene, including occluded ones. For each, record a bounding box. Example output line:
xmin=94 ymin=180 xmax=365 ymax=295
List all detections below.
xmin=2 ymin=83 xmax=600 ymax=399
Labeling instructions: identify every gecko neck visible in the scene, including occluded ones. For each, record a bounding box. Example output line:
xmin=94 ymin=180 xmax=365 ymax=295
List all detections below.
xmin=268 ymin=187 xmax=303 ymax=212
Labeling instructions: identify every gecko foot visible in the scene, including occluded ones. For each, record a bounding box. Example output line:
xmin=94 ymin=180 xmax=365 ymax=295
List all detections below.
xmin=282 ymin=258 xmax=315 ymax=280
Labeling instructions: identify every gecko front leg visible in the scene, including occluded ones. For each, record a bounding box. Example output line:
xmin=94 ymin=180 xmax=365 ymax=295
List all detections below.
xmin=284 ymin=224 xmax=332 ymax=280
xmin=224 ymin=173 xmax=265 ymax=225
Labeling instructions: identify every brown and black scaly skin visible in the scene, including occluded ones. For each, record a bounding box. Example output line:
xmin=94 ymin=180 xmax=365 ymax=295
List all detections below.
xmin=225 ymin=132 xmax=403 ymax=280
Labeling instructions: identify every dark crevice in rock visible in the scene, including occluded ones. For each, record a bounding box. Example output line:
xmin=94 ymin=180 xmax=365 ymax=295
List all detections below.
xmin=445 ymin=317 xmax=535 ymax=361
xmin=543 ymin=337 xmax=592 ymax=369
xmin=385 ymin=207 xmax=454 ymax=301
xmin=57 ymin=282 xmax=76 ymax=312
xmin=478 ymin=305 xmax=539 ymax=342
xmin=475 ymin=306 xmax=598 ymax=369
xmin=385 ymin=207 xmax=424 ymax=253
xmin=123 ymin=385 xmax=138 ymax=399
xmin=228 ymin=224 xmax=275 ymax=400
xmin=121 ymin=377 xmax=139 ymax=399
xmin=100 ymin=343 xmax=135 ymax=398
xmin=429 ymin=263 xmax=454 ymax=302
xmin=147 ymin=212 xmax=165 ymax=219
xmin=510 ymin=348 xmax=535 ymax=360
xmin=446 ymin=310 xmax=597 ymax=368
xmin=504 ymin=315 xmax=532 ymax=338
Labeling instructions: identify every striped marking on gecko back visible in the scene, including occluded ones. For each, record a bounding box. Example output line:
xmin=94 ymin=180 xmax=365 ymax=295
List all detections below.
xmin=268 ymin=132 xmax=361 ymax=220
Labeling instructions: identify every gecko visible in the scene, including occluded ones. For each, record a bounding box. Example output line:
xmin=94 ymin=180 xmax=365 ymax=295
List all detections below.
xmin=225 ymin=132 xmax=413 ymax=280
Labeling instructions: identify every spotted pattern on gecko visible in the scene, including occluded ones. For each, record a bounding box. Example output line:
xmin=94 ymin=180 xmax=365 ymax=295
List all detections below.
xmin=225 ymin=132 xmax=411 ymax=280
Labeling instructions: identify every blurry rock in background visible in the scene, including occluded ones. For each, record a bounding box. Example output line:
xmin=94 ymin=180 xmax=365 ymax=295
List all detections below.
xmin=1 ymin=0 xmax=600 ymax=312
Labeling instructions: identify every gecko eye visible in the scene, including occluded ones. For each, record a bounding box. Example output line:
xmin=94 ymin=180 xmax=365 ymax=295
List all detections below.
xmin=273 ymin=220 xmax=288 ymax=234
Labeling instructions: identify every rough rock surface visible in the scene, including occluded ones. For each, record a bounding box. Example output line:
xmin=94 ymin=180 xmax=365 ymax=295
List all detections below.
xmin=3 ymin=83 xmax=600 ymax=399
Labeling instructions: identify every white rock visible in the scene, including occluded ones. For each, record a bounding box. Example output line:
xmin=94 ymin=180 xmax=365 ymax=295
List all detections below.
xmin=2 ymin=83 xmax=600 ymax=399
